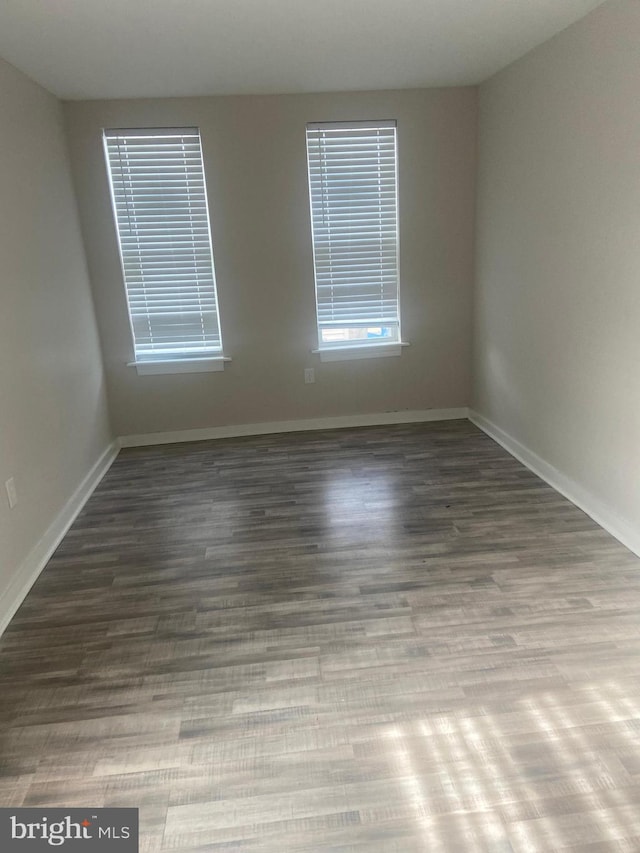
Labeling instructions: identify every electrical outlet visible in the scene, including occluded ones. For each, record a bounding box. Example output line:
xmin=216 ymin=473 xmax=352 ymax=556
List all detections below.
xmin=5 ymin=477 xmax=17 ymax=509
xmin=304 ymin=368 xmax=315 ymax=384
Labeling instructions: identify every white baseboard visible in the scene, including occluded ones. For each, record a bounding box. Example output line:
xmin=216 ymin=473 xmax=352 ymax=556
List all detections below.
xmin=469 ymin=409 xmax=640 ymax=558
xmin=0 ymin=441 xmax=119 ymax=638
xmin=119 ymin=407 xmax=469 ymax=448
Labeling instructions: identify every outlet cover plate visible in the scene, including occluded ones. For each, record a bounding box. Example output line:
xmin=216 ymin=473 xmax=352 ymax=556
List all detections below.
xmin=5 ymin=477 xmax=17 ymax=509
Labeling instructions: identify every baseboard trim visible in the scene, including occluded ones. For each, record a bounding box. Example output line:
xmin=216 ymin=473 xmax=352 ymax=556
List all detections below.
xmin=0 ymin=441 xmax=119 ymax=638
xmin=118 ymin=407 xmax=469 ymax=448
xmin=469 ymin=409 xmax=640 ymax=559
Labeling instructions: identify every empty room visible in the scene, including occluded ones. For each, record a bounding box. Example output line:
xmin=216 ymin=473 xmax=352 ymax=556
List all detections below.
xmin=0 ymin=0 xmax=639 ymax=850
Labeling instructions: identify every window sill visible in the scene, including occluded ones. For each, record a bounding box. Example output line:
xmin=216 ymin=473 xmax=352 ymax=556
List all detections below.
xmin=313 ymin=342 xmax=409 ymax=362
xmin=128 ymin=357 xmax=231 ymax=375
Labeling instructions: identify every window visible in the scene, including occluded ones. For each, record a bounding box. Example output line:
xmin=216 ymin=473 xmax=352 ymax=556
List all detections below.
xmin=103 ymin=127 xmax=226 ymax=374
xmin=306 ymin=120 xmax=402 ymax=360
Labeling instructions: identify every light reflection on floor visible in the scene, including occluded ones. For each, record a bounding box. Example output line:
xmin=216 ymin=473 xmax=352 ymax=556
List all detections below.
xmin=382 ymin=680 xmax=640 ymax=851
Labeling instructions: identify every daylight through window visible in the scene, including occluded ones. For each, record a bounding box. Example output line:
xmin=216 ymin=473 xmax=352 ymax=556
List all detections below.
xmin=306 ymin=121 xmax=400 ymax=350
xmin=104 ymin=127 xmax=223 ymax=364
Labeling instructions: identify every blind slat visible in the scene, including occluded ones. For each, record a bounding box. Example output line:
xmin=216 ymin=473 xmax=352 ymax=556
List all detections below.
xmin=306 ymin=122 xmax=400 ymax=340
xmin=104 ymin=127 xmax=223 ymax=361
xmin=314 ymin=119 xmax=397 ymax=342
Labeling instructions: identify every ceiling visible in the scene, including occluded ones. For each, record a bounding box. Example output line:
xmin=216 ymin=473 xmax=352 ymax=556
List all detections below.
xmin=0 ymin=0 xmax=606 ymax=101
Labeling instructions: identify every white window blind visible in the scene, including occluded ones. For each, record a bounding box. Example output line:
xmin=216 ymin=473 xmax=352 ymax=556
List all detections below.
xmin=103 ymin=127 xmax=223 ymax=362
xmin=306 ymin=120 xmax=400 ymax=348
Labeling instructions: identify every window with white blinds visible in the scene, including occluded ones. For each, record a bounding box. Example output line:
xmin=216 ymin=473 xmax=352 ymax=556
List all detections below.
xmin=103 ymin=127 xmax=223 ymax=364
xmin=306 ymin=120 xmax=400 ymax=350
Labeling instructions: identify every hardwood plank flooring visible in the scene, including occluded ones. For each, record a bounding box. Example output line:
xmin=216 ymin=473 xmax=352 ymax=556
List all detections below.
xmin=1 ymin=419 xmax=640 ymax=851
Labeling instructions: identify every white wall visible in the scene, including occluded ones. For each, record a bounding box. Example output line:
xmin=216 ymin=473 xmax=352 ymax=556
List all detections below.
xmin=64 ymin=88 xmax=477 ymax=438
xmin=473 ymin=0 xmax=640 ymax=552
xmin=0 ymin=57 xmax=114 ymax=628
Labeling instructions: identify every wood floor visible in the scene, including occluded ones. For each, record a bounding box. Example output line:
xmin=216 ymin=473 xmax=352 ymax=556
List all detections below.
xmin=1 ymin=419 xmax=640 ymax=852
